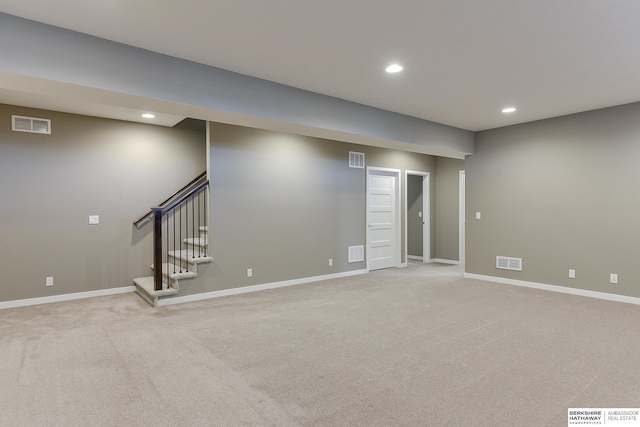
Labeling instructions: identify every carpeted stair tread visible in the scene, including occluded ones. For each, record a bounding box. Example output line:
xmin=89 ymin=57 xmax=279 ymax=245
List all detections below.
xmin=133 ymin=276 xmax=179 ymax=306
xmin=184 ymin=237 xmax=208 ymax=249
xmin=151 ymin=263 xmax=198 ymax=280
xmin=167 ymin=249 xmax=213 ymax=264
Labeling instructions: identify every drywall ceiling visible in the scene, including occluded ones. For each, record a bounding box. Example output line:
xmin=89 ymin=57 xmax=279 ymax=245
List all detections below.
xmin=1 ymin=1 xmax=640 ymax=131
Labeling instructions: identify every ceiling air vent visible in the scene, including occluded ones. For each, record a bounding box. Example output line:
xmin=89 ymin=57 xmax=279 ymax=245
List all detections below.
xmin=349 ymin=151 xmax=365 ymax=168
xmin=348 ymin=245 xmax=365 ymax=263
xmin=496 ymin=256 xmax=522 ymax=271
xmin=12 ymin=115 xmax=51 ymax=134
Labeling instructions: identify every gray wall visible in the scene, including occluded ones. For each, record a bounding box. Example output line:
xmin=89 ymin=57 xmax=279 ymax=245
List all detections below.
xmin=0 ymin=12 xmax=475 ymax=158
xmin=466 ymin=101 xmax=640 ymax=298
xmin=434 ymin=157 xmax=465 ymax=261
xmin=407 ymin=175 xmax=424 ymax=258
xmin=0 ymin=104 xmax=205 ymax=302
xmin=175 ymin=123 xmax=437 ymax=296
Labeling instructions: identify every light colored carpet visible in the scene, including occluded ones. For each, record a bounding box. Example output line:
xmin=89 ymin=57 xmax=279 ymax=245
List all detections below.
xmin=2 ymin=263 xmax=639 ymax=426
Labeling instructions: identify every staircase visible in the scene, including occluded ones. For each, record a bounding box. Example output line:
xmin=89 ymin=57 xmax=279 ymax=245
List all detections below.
xmin=134 ymin=226 xmax=213 ymax=306
xmin=132 ymin=172 xmax=212 ymax=307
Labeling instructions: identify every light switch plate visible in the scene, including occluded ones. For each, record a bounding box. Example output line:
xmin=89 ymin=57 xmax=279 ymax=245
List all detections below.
xmin=475 ymin=212 xmax=481 ymax=220
xmin=88 ymin=215 xmax=99 ymax=225
xmin=418 ymin=212 xmax=422 ymax=218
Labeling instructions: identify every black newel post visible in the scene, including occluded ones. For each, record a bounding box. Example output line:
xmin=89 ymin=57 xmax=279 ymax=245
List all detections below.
xmin=153 ymin=207 xmax=163 ymax=291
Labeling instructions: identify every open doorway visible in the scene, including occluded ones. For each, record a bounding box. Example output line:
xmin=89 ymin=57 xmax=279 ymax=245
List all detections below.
xmin=405 ymin=171 xmax=430 ymax=263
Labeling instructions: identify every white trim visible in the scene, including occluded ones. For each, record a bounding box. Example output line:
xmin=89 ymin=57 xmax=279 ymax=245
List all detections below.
xmin=407 ymin=255 xmax=424 ymax=261
xmin=404 ymin=170 xmax=430 ymax=265
xmin=434 ymin=258 xmax=461 ymax=265
xmin=158 ymin=269 xmax=369 ymax=307
xmin=366 ymin=167 xmax=401 ymax=270
xmin=0 ymin=286 xmax=136 ymax=310
xmin=367 ymin=166 xmax=402 ymax=174
xmin=464 ymin=273 xmax=640 ymax=307
xmin=459 ymin=170 xmax=465 ymax=266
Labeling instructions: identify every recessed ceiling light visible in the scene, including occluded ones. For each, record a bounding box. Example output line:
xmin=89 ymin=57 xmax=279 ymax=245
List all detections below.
xmin=386 ymin=64 xmax=403 ymax=73
xmin=142 ymin=113 xmax=156 ymax=119
xmin=502 ymin=107 xmax=516 ymax=113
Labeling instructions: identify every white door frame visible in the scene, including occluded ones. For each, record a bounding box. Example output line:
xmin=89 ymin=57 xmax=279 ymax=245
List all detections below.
xmin=459 ymin=170 xmax=465 ymax=265
xmin=405 ymin=171 xmax=430 ymax=264
xmin=366 ymin=167 xmax=401 ymax=271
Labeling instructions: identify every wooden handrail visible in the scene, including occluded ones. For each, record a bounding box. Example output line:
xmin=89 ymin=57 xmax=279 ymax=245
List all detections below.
xmin=134 ymin=172 xmax=206 ymax=228
xmin=155 ymin=181 xmax=210 ymax=214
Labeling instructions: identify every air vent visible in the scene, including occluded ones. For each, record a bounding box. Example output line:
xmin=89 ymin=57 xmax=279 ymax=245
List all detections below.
xmin=349 ymin=151 xmax=365 ymax=168
xmin=348 ymin=245 xmax=365 ymax=263
xmin=496 ymin=256 xmax=522 ymax=271
xmin=12 ymin=115 xmax=51 ymax=134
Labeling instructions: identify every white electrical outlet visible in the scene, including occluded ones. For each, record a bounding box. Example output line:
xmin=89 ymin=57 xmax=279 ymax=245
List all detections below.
xmin=475 ymin=212 xmax=481 ymax=220
xmin=569 ymin=269 xmax=575 ymax=279
xmin=329 ymin=259 xmax=333 ymax=267
xmin=418 ymin=212 xmax=422 ymax=218
xmin=88 ymin=215 xmax=100 ymax=225
xmin=46 ymin=276 xmax=54 ymax=287
xmin=610 ymin=273 xmax=618 ymax=284
xmin=247 ymin=268 xmax=253 ymax=278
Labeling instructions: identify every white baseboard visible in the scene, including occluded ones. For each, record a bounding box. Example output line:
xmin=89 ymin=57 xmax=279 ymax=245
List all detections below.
xmin=0 ymin=286 xmax=136 ymax=310
xmin=464 ymin=273 xmax=640 ymax=306
xmin=158 ymin=269 xmax=369 ymax=307
xmin=433 ymin=258 xmax=460 ymax=265
xmin=407 ymin=255 xmax=424 ymax=261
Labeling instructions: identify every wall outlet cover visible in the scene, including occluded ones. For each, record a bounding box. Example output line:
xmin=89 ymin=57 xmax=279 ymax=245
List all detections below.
xmin=46 ymin=276 xmax=53 ymax=287
xmin=610 ymin=273 xmax=618 ymax=284
xmin=569 ymin=269 xmax=575 ymax=279
xmin=88 ymin=215 xmax=100 ymax=225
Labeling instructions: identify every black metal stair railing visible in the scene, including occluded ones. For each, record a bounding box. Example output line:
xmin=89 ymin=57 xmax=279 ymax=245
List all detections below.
xmin=152 ymin=181 xmax=209 ymax=291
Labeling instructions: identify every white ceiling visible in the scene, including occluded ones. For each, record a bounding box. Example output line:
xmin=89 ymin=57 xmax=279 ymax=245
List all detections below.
xmin=1 ymin=0 xmax=640 ymax=131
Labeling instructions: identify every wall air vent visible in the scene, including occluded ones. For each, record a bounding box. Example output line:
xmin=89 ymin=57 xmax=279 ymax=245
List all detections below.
xmin=496 ymin=256 xmax=522 ymax=271
xmin=348 ymin=245 xmax=365 ymax=263
xmin=349 ymin=151 xmax=365 ymax=168
xmin=12 ymin=115 xmax=51 ymax=134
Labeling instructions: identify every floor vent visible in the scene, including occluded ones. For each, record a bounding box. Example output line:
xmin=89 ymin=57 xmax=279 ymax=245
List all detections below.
xmin=349 ymin=151 xmax=365 ymax=168
xmin=496 ymin=256 xmax=522 ymax=271
xmin=348 ymin=245 xmax=365 ymax=263
xmin=12 ymin=115 xmax=51 ymax=134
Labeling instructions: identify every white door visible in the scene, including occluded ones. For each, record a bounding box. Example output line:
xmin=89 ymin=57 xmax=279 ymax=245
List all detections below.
xmin=459 ymin=170 xmax=466 ymax=265
xmin=368 ymin=170 xmax=398 ymax=271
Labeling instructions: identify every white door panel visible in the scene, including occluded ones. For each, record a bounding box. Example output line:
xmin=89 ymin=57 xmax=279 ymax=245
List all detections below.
xmin=367 ymin=169 xmax=398 ymax=271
